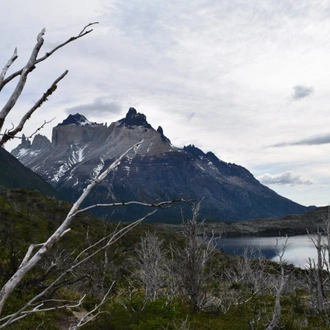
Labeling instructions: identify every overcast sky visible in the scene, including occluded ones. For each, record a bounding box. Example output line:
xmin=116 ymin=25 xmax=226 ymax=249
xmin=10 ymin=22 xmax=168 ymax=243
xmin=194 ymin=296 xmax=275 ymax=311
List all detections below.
xmin=1 ymin=0 xmax=330 ymax=207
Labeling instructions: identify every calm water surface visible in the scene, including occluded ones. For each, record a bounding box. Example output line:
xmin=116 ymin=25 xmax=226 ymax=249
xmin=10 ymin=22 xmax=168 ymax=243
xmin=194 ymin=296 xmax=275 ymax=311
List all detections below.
xmin=220 ymin=235 xmax=320 ymax=268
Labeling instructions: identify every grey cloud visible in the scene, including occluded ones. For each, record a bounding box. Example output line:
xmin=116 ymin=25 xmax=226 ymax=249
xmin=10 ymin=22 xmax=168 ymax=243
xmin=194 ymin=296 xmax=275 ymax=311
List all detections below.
xmin=65 ymin=98 xmax=122 ymax=117
xmin=187 ymin=112 xmax=195 ymax=121
xmin=272 ymin=133 xmax=330 ymax=147
xmin=291 ymin=85 xmax=314 ymax=100
xmin=257 ymin=171 xmax=312 ymax=186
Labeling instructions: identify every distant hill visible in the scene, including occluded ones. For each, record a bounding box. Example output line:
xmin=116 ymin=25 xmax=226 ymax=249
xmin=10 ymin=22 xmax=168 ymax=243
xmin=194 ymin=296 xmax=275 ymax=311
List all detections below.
xmin=182 ymin=205 xmax=323 ymax=237
xmin=11 ymin=108 xmax=310 ymax=223
xmin=0 ymin=147 xmax=61 ymax=199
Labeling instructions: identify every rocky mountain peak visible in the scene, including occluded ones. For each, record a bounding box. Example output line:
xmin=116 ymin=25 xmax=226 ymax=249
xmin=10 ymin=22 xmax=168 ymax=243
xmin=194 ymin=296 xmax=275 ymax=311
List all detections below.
xmin=10 ymin=107 xmax=310 ymax=222
xmin=183 ymin=144 xmax=206 ymax=158
xmin=31 ymin=134 xmax=51 ymax=150
xmin=20 ymin=134 xmax=31 ymax=149
xmin=57 ymin=113 xmax=96 ymax=127
xmin=157 ymin=126 xmax=171 ymax=144
xmin=118 ymin=108 xmax=152 ymax=128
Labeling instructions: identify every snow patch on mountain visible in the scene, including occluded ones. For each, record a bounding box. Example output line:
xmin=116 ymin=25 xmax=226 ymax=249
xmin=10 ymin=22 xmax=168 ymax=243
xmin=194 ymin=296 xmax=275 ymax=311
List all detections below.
xmin=58 ymin=113 xmax=96 ymax=127
xmin=17 ymin=147 xmax=44 ymax=159
xmin=124 ymin=166 xmax=130 ymax=177
xmin=17 ymin=148 xmax=30 ymax=158
xmin=72 ymin=145 xmax=87 ymax=163
xmin=78 ymin=118 xmax=93 ymax=126
xmin=92 ymin=157 xmax=105 ymax=179
xmin=53 ymin=164 xmax=69 ymax=183
xmin=197 ymin=164 xmax=205 ymax=172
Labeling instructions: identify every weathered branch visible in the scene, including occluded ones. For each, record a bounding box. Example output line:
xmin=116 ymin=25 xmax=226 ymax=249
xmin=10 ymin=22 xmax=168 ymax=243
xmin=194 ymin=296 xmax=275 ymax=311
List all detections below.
xmin=0 ymin=29 xmax=45 ymax=132
xmin=0 ymin=296 xmax=86 ymax=328
xmin=76 ymin=197 xmax=189 ymax=214
xmin=0 ymin=48 xmax=18 ymax=84
xmin=0 ymin=23 xmax=98 ymax=91
xmin=0 ymin=211 xmax=155 ymax=327
xmin=78 ymin=22 xmax=99 ymax=36
xmin=0 ymin=23 xmax=98 ymax=145
xmin=0 ymin=118 xmax=55 ymax=141
xmin=0 ymin=141 xmax=141 ymax=315
xmin=0 ymin=70 xmax=68 ymax=146
xmin=18 ymin=243 xmax=44 ymax=270
xmin=71 ymin=285 xmax=113 ymax=329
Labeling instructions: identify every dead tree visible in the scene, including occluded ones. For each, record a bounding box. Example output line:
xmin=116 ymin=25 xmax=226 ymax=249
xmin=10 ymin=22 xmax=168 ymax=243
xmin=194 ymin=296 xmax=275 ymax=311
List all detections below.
xmin=227 ymin=246 xmax=268 ymax=296
xmin=0 ymin=26 xmax=186 ymax=327
xmin=0 ymin=22 xmax=98 ymax=147
xmin=266 ymin=237 xmax=289 ymax=330
xmin=0 ymin=142 xmax=134 ymax=325
xmin=134 ymin=232 xmax=168 ymax=304
xmin=174 ymin=200 xmax=216 ymax=312
xmin=0 ymin=139 xmax=186 ymax=328
xmin=306 ymin=211 xmax=330 ymax=323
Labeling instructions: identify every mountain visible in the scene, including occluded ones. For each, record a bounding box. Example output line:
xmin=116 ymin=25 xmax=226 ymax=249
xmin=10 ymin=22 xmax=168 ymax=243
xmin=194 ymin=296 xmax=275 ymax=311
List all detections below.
xmin=0 ymin=147 xmax=61 ymax=198
xmin=11 ymin=108 xmax=310 ymax=222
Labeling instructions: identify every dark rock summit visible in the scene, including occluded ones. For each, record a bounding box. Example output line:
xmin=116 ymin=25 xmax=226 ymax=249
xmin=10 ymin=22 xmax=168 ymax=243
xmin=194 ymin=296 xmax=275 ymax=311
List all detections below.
xmin=118 ymin=107 xmax=152 ymax=128
xmin=31 ymin=134 xmax=51 ymax=150
xmin=58 ymin=113 xmax=96 ymax=126
xmin=11 ymin=108 xmax=309 ymax=223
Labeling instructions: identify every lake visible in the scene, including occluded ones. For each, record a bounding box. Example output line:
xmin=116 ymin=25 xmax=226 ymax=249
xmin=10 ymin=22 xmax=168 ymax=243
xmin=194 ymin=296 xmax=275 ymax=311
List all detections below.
xmin=219 ymin=235 xmax=322 ymax=268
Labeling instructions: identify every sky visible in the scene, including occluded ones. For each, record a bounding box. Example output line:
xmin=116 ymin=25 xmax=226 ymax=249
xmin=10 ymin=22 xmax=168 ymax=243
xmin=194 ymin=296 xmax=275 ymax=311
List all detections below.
xmin=1 ymin=0 xmax=330 ymax=207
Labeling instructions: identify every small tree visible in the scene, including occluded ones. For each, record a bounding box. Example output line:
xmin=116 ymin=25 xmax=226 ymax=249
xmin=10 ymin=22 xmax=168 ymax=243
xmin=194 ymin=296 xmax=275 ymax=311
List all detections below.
xmin=134 ymin=232 xmax=168 ymax=304
xmin=174 ymin=201 xmax=216 ymax=312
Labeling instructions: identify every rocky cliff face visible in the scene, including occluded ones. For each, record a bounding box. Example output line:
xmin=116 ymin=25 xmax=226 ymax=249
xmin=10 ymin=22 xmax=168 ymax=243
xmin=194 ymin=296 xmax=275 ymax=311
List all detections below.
xmin=11 ymin=108 xmax=309 ymax=222
xmin=52 ymin=113 xmax=108 ymax=147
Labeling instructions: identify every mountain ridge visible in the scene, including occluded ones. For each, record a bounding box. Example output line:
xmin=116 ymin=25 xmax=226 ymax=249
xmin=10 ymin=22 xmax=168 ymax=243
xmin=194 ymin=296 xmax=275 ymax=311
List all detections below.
xmin=11 ymin=108 xmax=310 ymax=222
xmin=0 ymin=147 xmax=62 ymax=199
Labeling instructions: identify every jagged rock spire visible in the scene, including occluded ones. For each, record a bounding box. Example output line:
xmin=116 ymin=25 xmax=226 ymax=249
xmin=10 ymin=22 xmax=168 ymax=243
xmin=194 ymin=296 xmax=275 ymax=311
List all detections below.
xmin=119 ymin=108 xmax=152 ymax=128
xmin=21 ymin=134 xmax=31 ymax=148
xmin=157 ymin=126 xmax=171 ymax=144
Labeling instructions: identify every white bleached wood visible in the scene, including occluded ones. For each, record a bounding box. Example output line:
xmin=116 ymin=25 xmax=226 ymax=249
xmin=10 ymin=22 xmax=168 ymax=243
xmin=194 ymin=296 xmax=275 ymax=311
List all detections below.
xmin=0 ymin=141 xmax=141 ymax=315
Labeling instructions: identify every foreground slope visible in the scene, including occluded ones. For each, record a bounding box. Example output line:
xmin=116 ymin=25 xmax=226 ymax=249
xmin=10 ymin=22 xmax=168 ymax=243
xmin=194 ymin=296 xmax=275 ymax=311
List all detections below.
xmin=12 ymin=108 xmax=309 ymax=222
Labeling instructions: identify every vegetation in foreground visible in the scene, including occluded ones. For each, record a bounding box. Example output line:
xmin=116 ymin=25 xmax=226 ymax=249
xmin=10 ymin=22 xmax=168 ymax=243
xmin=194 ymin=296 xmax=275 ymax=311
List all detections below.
xmin=1 ymin=189 xmax=330 ymax=329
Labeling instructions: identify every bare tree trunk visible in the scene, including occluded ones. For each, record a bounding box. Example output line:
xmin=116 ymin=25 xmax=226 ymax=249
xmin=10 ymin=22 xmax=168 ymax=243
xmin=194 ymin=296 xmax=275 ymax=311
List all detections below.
xmin=316 ymin=232 xmax=325 ymax=312
xmin=0 ymin=142 xmax=141 ymax=316
xmin=308 ymin=229 xmax=325 ymax=312
xmin=266 ymin=265 xmax=285 ymax=330
xmin=266 ymin=237 xmax=288 ymax=330
xmin=0 ymin=23 xmax=187 ymax=328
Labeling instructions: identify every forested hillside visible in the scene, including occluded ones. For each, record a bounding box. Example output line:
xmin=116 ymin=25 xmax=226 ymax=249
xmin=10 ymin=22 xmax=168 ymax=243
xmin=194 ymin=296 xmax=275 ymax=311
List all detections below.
xmin=0 ymin=148 xmax=61 ymax=199
xmin=1 ymin=189 xmax=330 ymax=329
